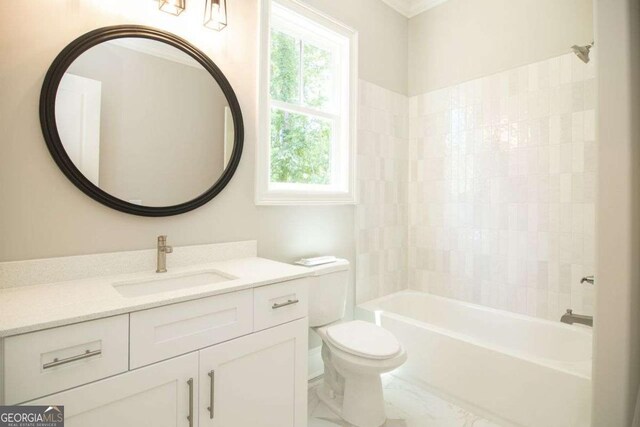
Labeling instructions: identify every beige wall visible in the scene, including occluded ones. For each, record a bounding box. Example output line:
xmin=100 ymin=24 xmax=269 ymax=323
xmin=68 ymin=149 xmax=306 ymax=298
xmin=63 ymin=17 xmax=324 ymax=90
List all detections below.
xmin=301 ymin=0 xmax=409 ymax=95
xmin=592 ymin=0 xmax=640 ymax=425
xmin=0 ymin=0 xmax=406 ymax=261
xmin=68 ymin=42 xmax=228 ymax=206
xmin=0 ymin=0 xmax=258 ymax=262
xmin=408 ymin=0 xmax=594 ymax=95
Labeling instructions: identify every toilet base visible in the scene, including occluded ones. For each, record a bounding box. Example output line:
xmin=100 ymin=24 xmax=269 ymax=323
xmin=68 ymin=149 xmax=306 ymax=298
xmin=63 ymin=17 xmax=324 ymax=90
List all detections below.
xmin=316 ymin=373 xmax=387 ymax=427
xmin=341 ymin=373 xmax=386 ymax=427
xmin=316 ymin=383 xmax=344 ymax=419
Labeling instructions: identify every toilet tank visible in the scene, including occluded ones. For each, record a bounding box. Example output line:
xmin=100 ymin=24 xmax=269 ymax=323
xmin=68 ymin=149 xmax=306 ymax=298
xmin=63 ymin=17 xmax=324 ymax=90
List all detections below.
xmin=304 ymin=259 xmax=350 ymax=327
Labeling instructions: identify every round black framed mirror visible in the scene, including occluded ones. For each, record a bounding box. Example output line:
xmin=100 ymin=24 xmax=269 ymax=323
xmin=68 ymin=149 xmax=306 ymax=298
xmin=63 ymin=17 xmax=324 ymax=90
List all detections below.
xmin=40 ymin=25 xmax=244 ymax=217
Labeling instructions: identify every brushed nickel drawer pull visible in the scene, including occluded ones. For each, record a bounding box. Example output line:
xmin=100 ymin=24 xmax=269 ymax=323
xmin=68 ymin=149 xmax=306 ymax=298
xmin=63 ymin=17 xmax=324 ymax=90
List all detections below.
xmin=187 ymin=378 xmax=194 ymax=427
xmin=42 ymin=349 xmax=102 ymax=369
xmin=207 ymin=370 xmax=215 ymax=419
xmin=272 ymin=299 xmax=299 ymax=310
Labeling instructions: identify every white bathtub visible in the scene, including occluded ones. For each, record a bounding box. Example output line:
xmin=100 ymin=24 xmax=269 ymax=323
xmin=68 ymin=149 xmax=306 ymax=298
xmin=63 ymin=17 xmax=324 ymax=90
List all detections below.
xmin=356 ymin=291 xmax=592 ymax=427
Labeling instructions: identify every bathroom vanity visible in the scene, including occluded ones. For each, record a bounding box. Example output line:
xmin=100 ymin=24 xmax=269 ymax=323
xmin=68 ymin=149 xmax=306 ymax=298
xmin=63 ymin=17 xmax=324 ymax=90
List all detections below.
xmin=0 ymin=241 xmax=310 ymax=427
xmin=0 ymin=23 xmax=309 ymax=426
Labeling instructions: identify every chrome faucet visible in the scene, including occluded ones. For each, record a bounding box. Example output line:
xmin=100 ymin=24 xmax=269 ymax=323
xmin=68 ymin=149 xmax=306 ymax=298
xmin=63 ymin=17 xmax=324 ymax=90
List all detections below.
xmin=561 ymin=309 xmax=593 ymax=327
xmin=580 ymin=276 xmax=595 ymax=285
xmin=156 ymin=235 xmax=173 ymax=273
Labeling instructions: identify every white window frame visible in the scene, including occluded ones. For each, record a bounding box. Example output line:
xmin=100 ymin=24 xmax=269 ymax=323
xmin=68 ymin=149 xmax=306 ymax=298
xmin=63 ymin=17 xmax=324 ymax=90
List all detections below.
xmin=257 ymin=0 xmax=358 ymax=205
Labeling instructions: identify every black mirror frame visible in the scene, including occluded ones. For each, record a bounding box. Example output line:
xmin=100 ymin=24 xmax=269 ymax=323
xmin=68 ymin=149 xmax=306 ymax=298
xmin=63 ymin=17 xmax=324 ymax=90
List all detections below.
xmin=40 ymin=25 xmax=244 ymax=217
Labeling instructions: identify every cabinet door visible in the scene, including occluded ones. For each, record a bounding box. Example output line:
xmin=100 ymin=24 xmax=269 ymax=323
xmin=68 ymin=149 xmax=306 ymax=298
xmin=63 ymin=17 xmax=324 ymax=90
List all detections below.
xmin=199 ymin=318 xmax=308 ymax=427
xmin=27 ymin=352 xmax=198 ymax=427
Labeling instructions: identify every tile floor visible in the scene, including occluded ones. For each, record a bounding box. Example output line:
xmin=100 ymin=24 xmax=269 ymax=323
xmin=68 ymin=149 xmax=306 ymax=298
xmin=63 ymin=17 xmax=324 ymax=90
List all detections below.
xmin=308 ymin=374 xmax=502 ymax=427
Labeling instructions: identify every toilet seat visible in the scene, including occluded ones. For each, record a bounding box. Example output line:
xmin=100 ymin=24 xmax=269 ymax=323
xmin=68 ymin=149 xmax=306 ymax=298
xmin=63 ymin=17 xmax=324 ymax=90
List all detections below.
xmin=326 ymin=320 xmax=401 ymax=360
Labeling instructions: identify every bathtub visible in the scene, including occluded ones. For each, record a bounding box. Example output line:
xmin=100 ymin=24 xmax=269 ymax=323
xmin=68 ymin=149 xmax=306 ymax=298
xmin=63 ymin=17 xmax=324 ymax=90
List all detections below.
xmin=356 ymin=291 xmax=592 ymax=427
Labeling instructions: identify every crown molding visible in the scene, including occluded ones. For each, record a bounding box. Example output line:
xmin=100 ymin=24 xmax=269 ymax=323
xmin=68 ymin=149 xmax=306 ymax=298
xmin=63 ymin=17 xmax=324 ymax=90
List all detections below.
xmin=381 ymin=0 xmax=449 ymax=18
xmin=380 ymin=0 xmax=412 ymax=17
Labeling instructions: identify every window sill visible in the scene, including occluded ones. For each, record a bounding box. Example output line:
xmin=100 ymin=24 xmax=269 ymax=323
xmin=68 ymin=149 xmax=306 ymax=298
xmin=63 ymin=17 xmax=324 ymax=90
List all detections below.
xmin=256 ymin=200 xmax=357 ymax=206
xmin=255 ymin=192 xmax=357 ymax=206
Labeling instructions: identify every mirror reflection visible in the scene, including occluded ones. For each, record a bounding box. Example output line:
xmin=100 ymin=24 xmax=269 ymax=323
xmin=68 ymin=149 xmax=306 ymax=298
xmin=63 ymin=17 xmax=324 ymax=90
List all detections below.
xmin=55 ymin=37 xmax=234 ymax=207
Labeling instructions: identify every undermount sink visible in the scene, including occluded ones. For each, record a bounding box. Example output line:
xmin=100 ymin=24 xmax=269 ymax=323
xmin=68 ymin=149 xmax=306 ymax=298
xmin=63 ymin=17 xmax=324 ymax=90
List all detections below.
xmin=113 ymin=270 xmax=237 ymax=298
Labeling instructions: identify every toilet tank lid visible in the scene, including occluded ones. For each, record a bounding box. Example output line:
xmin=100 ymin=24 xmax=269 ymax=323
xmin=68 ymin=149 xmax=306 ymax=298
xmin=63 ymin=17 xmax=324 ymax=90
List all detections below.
xmin=300 ymin=258 xmax=350 ymax=275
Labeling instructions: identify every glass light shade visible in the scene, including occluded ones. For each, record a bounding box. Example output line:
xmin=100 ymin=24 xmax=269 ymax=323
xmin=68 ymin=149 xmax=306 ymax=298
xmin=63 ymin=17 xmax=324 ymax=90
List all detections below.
xmin=159 ymin=0 xmax=185 ymax=16
xmin=204 ymin=0 xmax=228 ymax=31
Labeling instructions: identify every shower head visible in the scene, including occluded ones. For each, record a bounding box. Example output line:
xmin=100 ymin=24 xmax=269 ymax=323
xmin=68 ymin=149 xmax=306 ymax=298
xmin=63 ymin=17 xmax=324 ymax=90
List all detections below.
xmin=571 ymin=42 xmax=595 ymax=64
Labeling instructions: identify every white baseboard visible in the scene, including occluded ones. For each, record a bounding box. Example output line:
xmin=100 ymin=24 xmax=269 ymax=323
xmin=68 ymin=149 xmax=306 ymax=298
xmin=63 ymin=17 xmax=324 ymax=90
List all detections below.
xmin=308 ymin=346 xmax=324 ymax=380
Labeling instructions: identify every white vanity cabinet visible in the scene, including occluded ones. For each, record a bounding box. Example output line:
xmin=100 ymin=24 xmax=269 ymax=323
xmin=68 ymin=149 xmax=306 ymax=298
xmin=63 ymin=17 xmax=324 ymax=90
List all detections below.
xmin=5 ymin=277 xmax=310 ymax=427
xmin=129 ymin=290 xmax=254 ymax=369
xmin=28 ymin=352 xmax=199 ymax=427
xmin=198 ymin=318 xmax=307 ymax=427
xmin=26 ymin=319 xmax=307 ymax=427
xmin=3 ymin=315 xmax=129 ymax=405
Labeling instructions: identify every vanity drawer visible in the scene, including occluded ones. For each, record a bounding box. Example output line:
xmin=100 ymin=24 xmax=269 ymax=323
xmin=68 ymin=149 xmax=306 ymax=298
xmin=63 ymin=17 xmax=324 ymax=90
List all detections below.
xmin=129 ymin=290 xmax=253 ymax=369
xmin=253 ymin=278 xmax=308 ymax=331
xmin=3 ymin=315 xmax=129 ymax=405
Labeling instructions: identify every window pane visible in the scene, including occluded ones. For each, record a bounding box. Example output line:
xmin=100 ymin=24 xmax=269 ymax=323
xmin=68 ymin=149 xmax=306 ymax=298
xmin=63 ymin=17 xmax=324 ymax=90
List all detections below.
xmin=270 ymin=108 xmax=332 ymax=185
xmin=303 ymin=43 xmax=333 ymax=110
xmin=270 ymin=30 xmax=300 ymax=103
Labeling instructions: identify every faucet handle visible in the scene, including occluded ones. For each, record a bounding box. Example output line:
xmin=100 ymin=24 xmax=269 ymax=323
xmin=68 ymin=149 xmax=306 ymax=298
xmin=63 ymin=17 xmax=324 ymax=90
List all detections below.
xmin=580 ymin=276 xmax=595 ymax=285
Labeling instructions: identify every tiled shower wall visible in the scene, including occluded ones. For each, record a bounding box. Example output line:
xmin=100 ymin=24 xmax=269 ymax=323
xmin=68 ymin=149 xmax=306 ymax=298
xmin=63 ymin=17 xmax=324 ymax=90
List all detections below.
xmin=355 ymin=81 xmax=409 ymax=303
xmin=408 ymin=53 xmax=597 ymax=320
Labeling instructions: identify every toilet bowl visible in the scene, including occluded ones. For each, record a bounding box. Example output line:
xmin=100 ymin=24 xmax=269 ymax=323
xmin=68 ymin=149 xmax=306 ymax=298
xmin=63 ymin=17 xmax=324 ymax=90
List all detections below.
xmin=314 ymin=320 xmax=407 ymax=427
xmin=303 ymin=259 xmax=407 ymax=427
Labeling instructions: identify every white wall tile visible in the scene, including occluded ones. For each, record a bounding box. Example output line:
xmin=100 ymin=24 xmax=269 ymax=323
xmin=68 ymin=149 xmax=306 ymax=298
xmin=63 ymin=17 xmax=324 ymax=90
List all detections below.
xmin=356 ymin=54 xmax=595 ymax=321
xmin=560 ymin=54 xmax=573 ymax=85
xmin=356 ymin=81 xmax=409 ymax=303
xmin=407 ymin=53 xmax=597 ymax=320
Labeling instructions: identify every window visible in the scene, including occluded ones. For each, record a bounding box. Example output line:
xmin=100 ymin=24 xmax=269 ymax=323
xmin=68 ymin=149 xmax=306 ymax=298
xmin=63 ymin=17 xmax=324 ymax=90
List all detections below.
xmin=257 ymin=0 xmax=357 ymax=204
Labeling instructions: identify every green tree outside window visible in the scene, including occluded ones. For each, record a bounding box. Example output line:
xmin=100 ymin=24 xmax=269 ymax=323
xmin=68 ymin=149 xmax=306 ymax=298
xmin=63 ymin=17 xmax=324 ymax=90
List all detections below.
xmin=269 ymin=30 xmax=335 ymax=185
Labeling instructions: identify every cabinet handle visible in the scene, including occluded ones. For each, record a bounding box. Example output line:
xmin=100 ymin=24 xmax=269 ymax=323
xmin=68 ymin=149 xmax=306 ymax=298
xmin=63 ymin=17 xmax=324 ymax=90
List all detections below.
xmin=187 ymin=378 xmax=194 ymax=427
xmin=207 ymin=370 xmax=215 ymax=419
xmin=42 ymin=349 xmax=102 ymax=370
xmin=272 ymin=299 xmax=299 ymax=310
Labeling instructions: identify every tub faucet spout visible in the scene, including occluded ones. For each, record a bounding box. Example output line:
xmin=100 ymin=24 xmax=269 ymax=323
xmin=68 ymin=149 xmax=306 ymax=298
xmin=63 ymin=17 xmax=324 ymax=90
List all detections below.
xmin=561 ymin=309 xmax=593 ymax=327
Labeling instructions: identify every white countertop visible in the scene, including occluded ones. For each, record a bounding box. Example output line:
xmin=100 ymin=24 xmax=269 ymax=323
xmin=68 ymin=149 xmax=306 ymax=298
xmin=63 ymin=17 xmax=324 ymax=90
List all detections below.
xmin=0 ymin=257 xmax=312 ymax=338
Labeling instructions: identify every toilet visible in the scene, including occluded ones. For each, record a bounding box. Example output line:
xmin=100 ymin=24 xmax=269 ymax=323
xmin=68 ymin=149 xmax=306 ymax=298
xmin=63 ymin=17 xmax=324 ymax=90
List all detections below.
xmin=305 ymin=259 xmax=407 ymax=427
